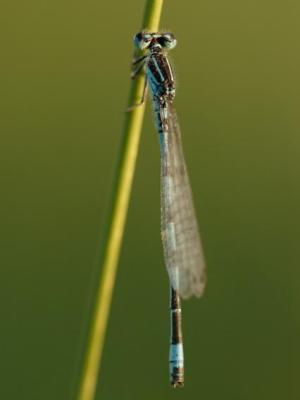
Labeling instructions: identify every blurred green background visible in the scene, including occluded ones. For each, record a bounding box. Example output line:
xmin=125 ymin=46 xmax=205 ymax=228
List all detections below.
xmin=1 ymin=0 xmax=299 ymax=399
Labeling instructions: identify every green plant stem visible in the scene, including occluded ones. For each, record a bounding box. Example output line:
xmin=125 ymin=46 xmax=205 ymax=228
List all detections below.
xmin=76 ymin=1 xmax=164 ymax=399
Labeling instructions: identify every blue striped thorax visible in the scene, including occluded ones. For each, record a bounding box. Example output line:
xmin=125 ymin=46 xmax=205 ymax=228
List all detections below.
xmin=134 ymin=31 xmax=177 ymax=103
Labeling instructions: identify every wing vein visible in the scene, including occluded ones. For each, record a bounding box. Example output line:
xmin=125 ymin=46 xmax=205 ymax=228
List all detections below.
xmin=159 ymin=101 xmax=206 ymax=299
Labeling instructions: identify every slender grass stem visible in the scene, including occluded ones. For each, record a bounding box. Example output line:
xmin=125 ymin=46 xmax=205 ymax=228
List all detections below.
xmin=76 ymin=1 xmax=164 ymax=399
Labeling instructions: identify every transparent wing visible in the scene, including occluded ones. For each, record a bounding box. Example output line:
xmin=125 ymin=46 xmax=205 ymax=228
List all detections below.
xmin=159 ymin=102 xmax=206 ymax=299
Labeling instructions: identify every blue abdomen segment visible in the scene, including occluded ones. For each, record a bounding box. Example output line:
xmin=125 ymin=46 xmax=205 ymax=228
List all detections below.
xmin=169 ymin=342 xmax=184 ymax=387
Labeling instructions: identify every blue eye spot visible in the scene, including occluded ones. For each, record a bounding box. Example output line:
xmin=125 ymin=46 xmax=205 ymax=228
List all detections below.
xmin=157 ymin=33 xmax=177 ymax=49
xmin=134 ymin=31 xmax=153 ymax=50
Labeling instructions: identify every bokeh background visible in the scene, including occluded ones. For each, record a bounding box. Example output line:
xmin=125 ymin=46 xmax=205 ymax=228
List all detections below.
xmin=1 ymin=1 xmax=299 ymax=399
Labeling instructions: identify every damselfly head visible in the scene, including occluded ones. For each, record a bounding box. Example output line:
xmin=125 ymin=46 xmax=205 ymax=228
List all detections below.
xmin=134 ymin=31 xmax=177 ymax=51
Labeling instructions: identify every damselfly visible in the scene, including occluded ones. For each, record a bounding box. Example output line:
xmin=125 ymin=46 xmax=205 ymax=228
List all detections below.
xmin=130 ymin=31 xmax=206 ymax=387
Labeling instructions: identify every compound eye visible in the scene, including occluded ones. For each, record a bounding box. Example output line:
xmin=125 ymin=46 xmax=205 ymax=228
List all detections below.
xmin=158 ymin=33 xmax=177 ymax=49
xmin=133 ymin=31 xmax=152 ymax=50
